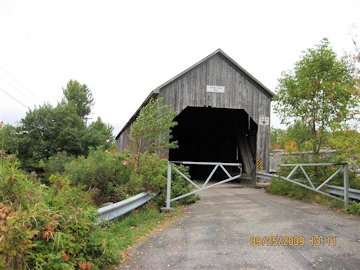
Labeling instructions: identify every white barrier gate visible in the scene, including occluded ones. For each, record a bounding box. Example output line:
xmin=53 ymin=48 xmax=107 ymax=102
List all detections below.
xmin=166 ymin=161 xmax=242 ymax=209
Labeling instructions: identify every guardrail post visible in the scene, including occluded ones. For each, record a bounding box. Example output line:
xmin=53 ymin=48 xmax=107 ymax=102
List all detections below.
xmin=166 ymin=161 xmax=172 ymax=209
xmin=344 ymin=163 xmax=349 ymax=206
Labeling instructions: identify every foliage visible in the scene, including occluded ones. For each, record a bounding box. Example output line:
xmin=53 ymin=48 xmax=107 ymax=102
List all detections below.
xmin=346 ymin=201 xmax=360 ymax=215
xmin=61 ymin=80 xmax=94 ymax=119
xmin=83 ymin=117 xmax=114 ymax=154
xmin=65 ymin=149 xmax=198 ymax=207
xmin=266 ymin=177 xmax=312 ymax=200
xmin=0 ymin=124 xmax=18 ymax=155
xmin=270 ymin=127 xmax=285 ymax=151
xmin=268 ymin=176 xmax=360 ymax=216
xmin=122 ymin=153 xmax=198 ymax=208
xmin=65 ymin=149 xmax=130 ymax=205
xmin=44 ymin=151 xmax=75 ymax=177
xmin=3 ymin=79 xmax=114 ymax=170
xmin=128 ymin=97 xmax=178 ymax=172
xmin=274 ymin=38 xmax=359 ymax=157
xmin=267 ymin=161 xmax=360 ymax=215
xmin=122 ymin=97 xmax=197 ymax=207
xmin=328 ymin=129 xmax=360 ymax=165
xmin=0 ymin=158 xmax=119 ymax=269
xmin=270 ymin=121 xmax=313 ymax=152
xmin=16 ymin=103 xmax=85 ymax=169
xmin=97 ymin=205 xmax=170 ymax=252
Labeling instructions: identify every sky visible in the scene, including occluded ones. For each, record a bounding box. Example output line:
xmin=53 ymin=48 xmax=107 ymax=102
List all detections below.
xmin=0 ymin=0 xmax=359 ymax=136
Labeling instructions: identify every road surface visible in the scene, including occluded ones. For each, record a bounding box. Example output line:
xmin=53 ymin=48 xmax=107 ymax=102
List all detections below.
xmin=117 ymin=185 xmax=360 ymax=270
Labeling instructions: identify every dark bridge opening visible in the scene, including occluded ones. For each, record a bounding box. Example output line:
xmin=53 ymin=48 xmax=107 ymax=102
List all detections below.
xmin=169 ymin=107 xmax=257 ymax=180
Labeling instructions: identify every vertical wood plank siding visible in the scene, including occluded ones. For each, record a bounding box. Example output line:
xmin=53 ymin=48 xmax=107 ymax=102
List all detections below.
xmin=116 ymin=51 xmax=272 ymax=173
xmin=157 ymin=54 xmax=271 ymax=171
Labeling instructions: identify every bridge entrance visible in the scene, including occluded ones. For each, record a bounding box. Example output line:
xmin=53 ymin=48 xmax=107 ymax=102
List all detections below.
xmin=169 ymin=107 xmax=257 ymax=180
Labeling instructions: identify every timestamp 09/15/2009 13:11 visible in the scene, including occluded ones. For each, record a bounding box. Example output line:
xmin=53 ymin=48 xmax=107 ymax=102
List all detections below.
xmin=250 ymin=236 xmax=336 ymax=247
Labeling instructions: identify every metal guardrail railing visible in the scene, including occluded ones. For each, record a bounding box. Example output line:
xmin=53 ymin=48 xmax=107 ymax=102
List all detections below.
xmin=256 ymin=172 xmax=274 ymax=180
xmin=327 ymin=185 xmax=360 ymax=201
xmin=257 ymin=163 xmax=350 ymax=206
xmin=257 ymin=171 xmax=360 ymax=202
xmin=95 ymin=192 xmax=158 ymax=224
xmin=278 ymin=163 xmax=349 ymax=206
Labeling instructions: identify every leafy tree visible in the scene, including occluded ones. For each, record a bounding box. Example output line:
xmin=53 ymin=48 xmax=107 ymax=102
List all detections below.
xmin=329 ymin=129 xmax=360 ymax=165
xmin=17 ymin=103 xmax=85 ymax=168
xmin=270 ymin=127 xmax=285 ymax=151
xmin=0 ymin=124 xmax=18 ymax=154
xmin=128 ymin=97 xmax=178 ymax=172
xmin=274 ymin=38 xmax=359 ymax=157
xmin=83 ymin=117 xmax=114 ymax=153
xmin=7 ymin=80 xmax=113 ymax=170
xmin=61 ymin=79 xmax=94 ymax=119
xmin=270 ymin=122 xmax=314 ymax=152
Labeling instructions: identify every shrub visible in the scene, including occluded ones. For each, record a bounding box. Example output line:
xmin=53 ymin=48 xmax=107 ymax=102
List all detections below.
xmin=346 ymin=201 xmax=360 ymax=215
xmin=126 ymin=153 xmax=198 ymax=208
xmin=44 ymin=151 xmax=74 ymax=177
xmin=267 ymin=177 xmax=311 ymax=200
xmin=0 ymin=158 xmax=120 ymax=269
xmin=65 ymin=149 xmax=130 ymax=205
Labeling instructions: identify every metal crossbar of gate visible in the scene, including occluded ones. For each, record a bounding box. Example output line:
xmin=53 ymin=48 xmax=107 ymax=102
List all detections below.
xmin=278 ymin=163 xmax=349 ymax=206
xmin=166 ymin=161 xmax=242 ymax=209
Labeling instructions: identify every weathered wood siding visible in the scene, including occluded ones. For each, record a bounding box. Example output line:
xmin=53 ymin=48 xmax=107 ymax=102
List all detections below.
xmin=157 ymin=53 xmax=271 ymax=171
xmin=116 ymin=127 xmax=130 ymax=153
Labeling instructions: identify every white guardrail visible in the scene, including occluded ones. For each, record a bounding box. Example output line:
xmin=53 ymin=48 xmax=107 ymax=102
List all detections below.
xmin=257 ymin=172 xmax=360 ymax=202
xmin=95 ymin=192 xmax=158 ymax=224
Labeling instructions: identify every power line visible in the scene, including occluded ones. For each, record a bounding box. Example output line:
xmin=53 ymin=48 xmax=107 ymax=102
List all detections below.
xmin=0 ymin=36 xmax=58 ymax=102
xmin=0 ymin=65 xmax=44 ymax=103
xmin=0 ymin=87 xmax=78 ymax=137
xmin=0 ymin=74 xmax=37 ymax=105
xmin=1 ymin=0 xmax=28 ymax=37
xmin=0 ymin=2 xmax=60 ymax=101
xmin=0 ymin=87 xmax=28 ymax=109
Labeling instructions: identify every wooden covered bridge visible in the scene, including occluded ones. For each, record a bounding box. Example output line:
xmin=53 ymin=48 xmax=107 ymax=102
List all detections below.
xmin=116 ymin=49 xmax=274 ymax=181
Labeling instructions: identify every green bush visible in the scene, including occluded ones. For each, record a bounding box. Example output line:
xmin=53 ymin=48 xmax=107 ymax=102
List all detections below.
xmin=267 ymin=177 xmax=311 ymax=200
xmin=65 ymin=149 xmax=130 ymax=205
xmin=346 ymin=201 xmax=360 ymax=215
xmin=44 ymin=151 xmax=74 ymax=177
xmin=0 ymin=158 xmax=120 ymax=269
xmin=267 ymin=174 xmax=360 ymax=216
xmin=126 ymin=153 xmax=199 ymax=208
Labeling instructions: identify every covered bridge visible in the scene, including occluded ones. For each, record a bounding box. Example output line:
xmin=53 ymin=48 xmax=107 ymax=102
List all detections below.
xmin=116 ymin=49 xmax=274 ymax=181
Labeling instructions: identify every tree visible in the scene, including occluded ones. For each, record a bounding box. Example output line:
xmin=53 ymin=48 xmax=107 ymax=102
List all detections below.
xmin=329 ymin=129 xmax=360 ymax=165
xmin=6 ymin=80 xmax=113 ymax=169
xmin=83 ymin=117 xmax=114 ymax=153
xmin=274 ymin=38 xmax=359 ymax=157
xmin=17 ymin=103 xmax=85 ymax=168
xmin=270 ymin=121 xmax=313 ymax=152
xmin=127 ymin=97 xmax=178 ymax=172
xmin=0 ymin=124 xmax=18 ymax=155
xmin=61 ymin=80 xmax=94 ymax=119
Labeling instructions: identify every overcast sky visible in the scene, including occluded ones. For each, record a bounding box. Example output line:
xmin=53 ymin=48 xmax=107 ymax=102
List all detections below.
xmin=0 ymin=0 xmax=359 ymax=135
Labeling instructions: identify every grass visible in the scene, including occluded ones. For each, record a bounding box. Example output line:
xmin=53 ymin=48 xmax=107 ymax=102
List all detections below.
xmin=94 ymin=204 xmax=183 ymax=267
xmin=266 ymin=177 xmax=360 ymax=215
